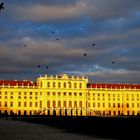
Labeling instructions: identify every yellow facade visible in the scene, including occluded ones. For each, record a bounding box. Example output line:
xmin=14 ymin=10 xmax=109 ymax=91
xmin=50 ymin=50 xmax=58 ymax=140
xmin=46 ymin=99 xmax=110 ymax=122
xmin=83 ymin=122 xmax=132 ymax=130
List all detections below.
xmin=0 ymin=74 xmax=88 ymax=116
xmin=0 ymin=74 xmax=140 ymax=116
xmin=87 ymin=86 xmax=140 ymax=116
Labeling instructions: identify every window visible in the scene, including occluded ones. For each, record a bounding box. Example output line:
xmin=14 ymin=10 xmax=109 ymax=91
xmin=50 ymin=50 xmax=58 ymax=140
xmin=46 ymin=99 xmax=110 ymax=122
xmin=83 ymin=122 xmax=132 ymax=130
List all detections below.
xmin=74 ymin=92 xmax=77 ymax=96
xmin=53 ymin=92 xmax=55 ymax=96
xmin=10 ymin=96 xmax=13 ymax=99
xmin=4 ymin=102 xmax=7 ymax=107
xmin=5 ymin=91 xmax=7 ymax=95
xmin=29 ymin=102 xmax=32 ymax=107
xmin=79 ymin=83 xmax=82 ymax=88
xmin=127 ymin=103 xmax=129 ymax=108
xmin=58 ymin=92 xmax=61 ymax=96
xmin=132 ymin=103 xmax=134 ymax=108
xmin=108 ymin=103 xmax=111 ymax=107
xmin=0 ymin=102 xmax=1 ymax=107
xmin=79 ymin=93 xmax=82 ymax=96
xmin=18 ymin=96 xmax=21 ymax=99
xmin=137 ymin=103 xmax=139 ymax=108
xmin=69 ymin=92 xmax=72 ymax=96
xmin=74 ymin=101 xmax=77 ymax=107
xmin=103 ymin=103 xmax=105 ymax=107
xmin=35 ymin=92 xmax=38 ymax=95
xmin=11 ymin=92 xmax=13 ymax=95
xmin=113 ymin=103 xmax=115 ymax=107
xmin=79 ymin=101 xmax=82 ymax=107
xmin=24 ymin=102 xmax=27 ymax=107
xmin=35 ymin=102 xmax=38 ymax=107
xmin=64 ymin=82 xmax=66 ymax=88
xmin=118 ymin=103 xmax=120 ymax=108
xmin=52 ymin=101 xmax=56 ymax=107
xmin=40 ymin=82 xmax=42 ymax=87
xmin=40 ymin=101 xmax=42 ymax=108
xmin=53 ymin=82 xmax=55 ymax=87
xmin=98 ymin=103 xmax=100 ymax=107
xmin=19 ymin=92 xmax=21 ymax=95
xmin=74 ymin=83 xmax=77 ymax=88
xmin=63 ymin=101 xmax=66 ymax=107
xmin=93 ymin=103 xmax=95 ymax=107
xmin=24 ymin=96 xmax=27 ymax=99
xmin=30 ymin=92 xmax=32 ymax=95
xmin=18 ymin=102 xmax=21 ymax=107
xmin=5 ymin=96 xmax=7 ymax=99
xmin=24 ymin=92 xmax=27 ymax=95
xmin=47 ymin=92 xmax=50 ymax=96
xmin=47 ymin=101 xmax=50 ymax=107
xmin=68 ymin=82 xmax=71 ymax=88
xmin=58 ymin=82 xmax=61 ymax=88
xmin=69 ymin=101 xmax=72 ymax=107
xmin=10 ymin=102 xmax=13 ymax=107
xmin=47 ymin=82 xmax=50 ymax=87
xmin=58 ymin=101 xmax=61 ymax=107
xmin=63 ymin=92 xmax=66 ymax=96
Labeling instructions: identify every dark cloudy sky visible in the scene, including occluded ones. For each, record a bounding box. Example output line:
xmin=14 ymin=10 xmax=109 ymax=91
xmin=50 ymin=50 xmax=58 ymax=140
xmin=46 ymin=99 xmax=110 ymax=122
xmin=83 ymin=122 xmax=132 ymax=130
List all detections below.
xmin=0 ymin=0 xmax=140 ymax=83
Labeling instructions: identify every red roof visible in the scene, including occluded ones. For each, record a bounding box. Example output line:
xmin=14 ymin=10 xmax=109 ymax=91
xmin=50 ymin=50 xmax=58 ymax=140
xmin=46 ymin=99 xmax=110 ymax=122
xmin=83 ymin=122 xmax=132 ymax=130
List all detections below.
xmin=87 ymin=83 xmax=140 ymax=89
xmin=0 ymin=80 xmax=35 ymax=86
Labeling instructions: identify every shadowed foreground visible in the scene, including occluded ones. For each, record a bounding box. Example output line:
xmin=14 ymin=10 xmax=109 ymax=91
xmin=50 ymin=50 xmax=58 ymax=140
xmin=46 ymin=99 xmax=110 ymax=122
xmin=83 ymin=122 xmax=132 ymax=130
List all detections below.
xmin=15 ymin=115 xmax=140 ymax=139
xmin=0 ymin=118 xmax=111 ymax=140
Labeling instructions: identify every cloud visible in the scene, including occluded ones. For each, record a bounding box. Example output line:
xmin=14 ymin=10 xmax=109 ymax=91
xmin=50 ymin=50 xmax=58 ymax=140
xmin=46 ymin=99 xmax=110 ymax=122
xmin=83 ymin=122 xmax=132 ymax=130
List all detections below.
xmin=7 ymin=0 xmax=140 ymax=22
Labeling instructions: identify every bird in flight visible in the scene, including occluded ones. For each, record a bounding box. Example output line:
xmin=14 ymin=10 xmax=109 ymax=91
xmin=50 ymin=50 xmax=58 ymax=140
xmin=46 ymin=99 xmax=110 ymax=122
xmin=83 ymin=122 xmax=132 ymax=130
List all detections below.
xmin=84 ymin=53 xmax=87 ymax=56
xmin=38 ymin=65 xmax=41 ymax=68
xmin=0 ymin=2 xmax=4 ymax=11
xmin=56 ymin=38 xmax=59 ymax=40
xmin=92 ymin=43 xmax=96 ymax=46
xmin=51 ymin=31 xmax=55 ymax=33
xmin=46 ymin=66 xmax=49 ymax=69
xmin=112 ymin=61 xmax=115 ymax=64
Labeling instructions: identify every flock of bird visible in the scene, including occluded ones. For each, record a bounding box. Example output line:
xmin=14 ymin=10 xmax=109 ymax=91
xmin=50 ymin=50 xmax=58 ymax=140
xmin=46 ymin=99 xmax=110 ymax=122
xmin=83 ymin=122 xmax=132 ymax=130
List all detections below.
xmin=0 ymin=2 xmax=116 ymax=74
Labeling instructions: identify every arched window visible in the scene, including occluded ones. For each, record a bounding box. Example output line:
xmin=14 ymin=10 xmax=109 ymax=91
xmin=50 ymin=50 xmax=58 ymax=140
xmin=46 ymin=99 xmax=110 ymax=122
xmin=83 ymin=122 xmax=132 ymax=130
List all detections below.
xmin=69 ymin=101 xmax=72 ymax=107
xmin=58 ymin=82 xmax=61 ymax=88
xmin=58 ymin=101 xmax=61 ymax=107
xmin=53 ymin=82 xmax=55 ymax=87
xmin=74 ymin=101 xmax=77 ymax=107
xmin=52 ymin=101 xmax=56 ymax=107
xmin=74 ymin=83 xmax=77 ymax=88
xmin=79 ymin=83 xmax=82 ymax=88
xmin=47 ymin=82 xmax=50 ymax=87
xmin=79 ymin=101 xmax=82 ymax=108
xmin=63 ymin=101 xmax=66 ymax=107
xmin=47 ymin=101 xmax=50 ymax=107
xmin=35 ymin=102 xmax=38 ymax=107
xmin=64 ymin=82 xmax=66 ymax=88
xmin=40 ymin=82 xmax=42 ymax=87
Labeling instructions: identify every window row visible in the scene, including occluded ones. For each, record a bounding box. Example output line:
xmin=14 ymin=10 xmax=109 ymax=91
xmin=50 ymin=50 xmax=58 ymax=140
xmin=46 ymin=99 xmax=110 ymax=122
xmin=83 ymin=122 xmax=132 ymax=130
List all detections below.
xmin=92 ymin=103 xmax=140 ymax=108
xmin=0 ymin=92 xmax=42 ymax=96
xmin=47 ymin=92 xmax=82 ymax=96
xmin=0 ymin=101 xmax=83 ymax=108
xmin=46 ymin=82 xmax=83 ymax=88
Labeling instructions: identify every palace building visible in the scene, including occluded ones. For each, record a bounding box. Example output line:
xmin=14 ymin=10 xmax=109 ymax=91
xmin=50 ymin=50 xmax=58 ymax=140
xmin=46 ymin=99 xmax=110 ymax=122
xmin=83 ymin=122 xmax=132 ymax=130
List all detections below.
xmin=0 ymin=74 xmax=140 ymax=116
